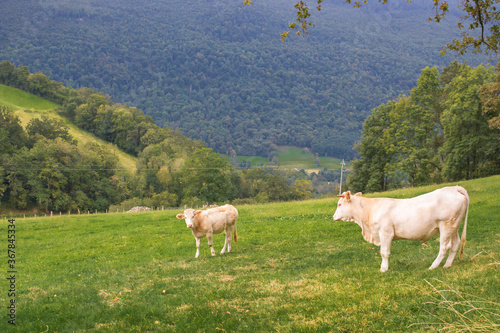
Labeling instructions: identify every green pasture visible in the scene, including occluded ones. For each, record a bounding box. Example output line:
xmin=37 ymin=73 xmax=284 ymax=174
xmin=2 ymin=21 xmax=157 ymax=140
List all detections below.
xmin=1 ymin=176 xmax=499 ymax=332
xmin=238 ymin=146 xmax=348 ymax=171
xmin=0 ymin=84 xmax=59 ymax=111
xmin=236 ymin=155 xmax=269 ymax=168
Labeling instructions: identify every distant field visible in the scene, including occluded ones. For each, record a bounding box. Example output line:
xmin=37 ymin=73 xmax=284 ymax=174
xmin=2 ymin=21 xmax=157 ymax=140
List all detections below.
xmin=0 ymin=85 xmax=137 ymax=173
xmin=0 ymin=84 xmax=59 ymax=110
xmin=1 ymin=176 xmax=498 ymax=332
xmin=238 ymin=146 xmax=349 ymax=171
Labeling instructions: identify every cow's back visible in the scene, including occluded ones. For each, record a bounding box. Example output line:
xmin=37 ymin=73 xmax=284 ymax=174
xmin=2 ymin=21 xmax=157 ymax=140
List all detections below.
xmin=202 ymin=204 xmax=238 ymax=234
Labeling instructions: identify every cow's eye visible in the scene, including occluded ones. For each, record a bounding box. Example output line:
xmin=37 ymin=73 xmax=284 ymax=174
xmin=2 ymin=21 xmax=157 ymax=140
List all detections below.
xmin=338 ymin=203 xmax=342 ymax=207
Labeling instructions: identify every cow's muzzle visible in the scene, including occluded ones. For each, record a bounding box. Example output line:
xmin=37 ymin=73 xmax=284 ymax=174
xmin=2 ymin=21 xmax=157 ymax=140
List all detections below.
xmin=187 ymin=224 xmax=193 ymax=228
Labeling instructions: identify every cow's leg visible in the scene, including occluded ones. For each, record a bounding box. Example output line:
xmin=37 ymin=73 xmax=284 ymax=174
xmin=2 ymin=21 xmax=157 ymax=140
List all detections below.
xmin=226 ymin=226 xmax=233 ymax=253
xmin=195 ymin=237 xmax=201 ymax=258
xmin=220 ymin=230 xmax=228 ymax=254
xmin=443 ymin=230 xmax=460 ymax=268
xmin=430 ymin=227 xmax=453 ymax=269
xmin=207 ymin=233 xmax=216 ymax=256
xmin=379 ymin=233 xmax=393 ymax=272
xmin=221 ymin=225 xmax=233 ymax=254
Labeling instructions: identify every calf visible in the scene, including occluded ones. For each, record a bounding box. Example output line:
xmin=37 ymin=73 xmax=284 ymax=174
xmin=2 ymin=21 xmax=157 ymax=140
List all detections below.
xmin=333 ymin=186 xmax=469 ymax=272
xmin=176 ymin=204 xmax=238 ymax=258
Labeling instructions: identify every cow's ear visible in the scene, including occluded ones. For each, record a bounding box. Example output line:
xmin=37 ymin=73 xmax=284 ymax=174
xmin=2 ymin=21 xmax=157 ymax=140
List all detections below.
xmin=176 ymin=214 xmax=185 ymax=219
xmin=345 ymin=191 xmax=351 ymax=201
xmin=355 ymin=192 xmax=362 ymax=197
xmin=194 ymin=210 xmax=202 ymax=216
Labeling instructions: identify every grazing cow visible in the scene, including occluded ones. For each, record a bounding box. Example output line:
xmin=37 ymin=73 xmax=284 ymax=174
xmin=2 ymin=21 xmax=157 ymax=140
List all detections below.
xmin=333 ymin=186 xmax=469 ymax=272
xmin=176 ymin=204 xmax=238 ymax=258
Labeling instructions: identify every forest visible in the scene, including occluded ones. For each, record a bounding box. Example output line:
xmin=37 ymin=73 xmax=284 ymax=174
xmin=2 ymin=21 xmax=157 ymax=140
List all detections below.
xmin=0 ymin=0 xmax=493 ymax=160
xmin=0 ymin=62 xmax=322 ymax=214
xmin=348 ymin=61 xmax=500 ymax=192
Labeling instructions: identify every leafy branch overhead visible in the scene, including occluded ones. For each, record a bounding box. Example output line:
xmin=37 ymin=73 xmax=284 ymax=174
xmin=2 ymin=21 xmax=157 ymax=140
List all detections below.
xmin=252 ymin=0 xmax=500 ymax=54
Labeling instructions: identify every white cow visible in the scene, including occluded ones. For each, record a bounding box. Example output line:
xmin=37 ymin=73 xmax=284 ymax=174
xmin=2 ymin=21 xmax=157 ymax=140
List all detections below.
xmin=176 ymin=204 xmax=238 ymax=258
xmin=333 ymin=186 xmax=469 ymax=272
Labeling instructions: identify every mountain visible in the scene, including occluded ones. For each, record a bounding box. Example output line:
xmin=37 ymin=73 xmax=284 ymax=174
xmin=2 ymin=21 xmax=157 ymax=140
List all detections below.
xmin=0 ymin=0 xmax=494 ymax=159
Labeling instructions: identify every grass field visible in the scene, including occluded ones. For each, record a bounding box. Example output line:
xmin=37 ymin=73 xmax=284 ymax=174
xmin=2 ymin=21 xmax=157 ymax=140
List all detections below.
xmin=0 ymin=84 xmax=137 ymax=173
xmin=1 ymin=176 xmax=498 ymax=332
xmin=0 ymin=84 xmax=59 ymax=111
xmin=238 ymin=146 xmax=348 ymax=171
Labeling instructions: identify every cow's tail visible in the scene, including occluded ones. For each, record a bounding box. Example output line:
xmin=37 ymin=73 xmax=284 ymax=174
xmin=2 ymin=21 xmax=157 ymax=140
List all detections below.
xmin=233 ymin=223 xmax=238 ymax=244
xmin=458 ymin=186 xmax=469 ymax=259
xmin=233 ymin=206 xmax=238 ymax=244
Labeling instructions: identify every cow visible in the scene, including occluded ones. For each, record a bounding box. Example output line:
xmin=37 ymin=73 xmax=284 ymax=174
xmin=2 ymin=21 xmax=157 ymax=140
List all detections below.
xmin=176 ymin=204 xmax=238 ymax=258
xmin=333 ymin=186 xmax=469 ymax=272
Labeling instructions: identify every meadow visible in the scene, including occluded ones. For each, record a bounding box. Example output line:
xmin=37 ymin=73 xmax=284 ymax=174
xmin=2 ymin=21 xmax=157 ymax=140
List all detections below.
xmin=238 ymin=146 xmax=348 ymax=171
xmin=0 ymin=84 xmax=59 ymax=111
xmin=0 ymin=176 xmax=499 ymax=332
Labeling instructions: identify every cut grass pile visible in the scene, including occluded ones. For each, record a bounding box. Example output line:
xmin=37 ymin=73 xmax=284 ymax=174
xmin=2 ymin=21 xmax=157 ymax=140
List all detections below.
xmin=0 ymin=176 xmax=498 ymax=332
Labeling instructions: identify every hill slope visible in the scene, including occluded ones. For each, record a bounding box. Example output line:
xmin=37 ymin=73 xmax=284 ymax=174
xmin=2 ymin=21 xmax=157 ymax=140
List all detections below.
xmin=0 ymin=0 xmax=493 ymax=159
xmin=0 ymin=84 xmax=137 ymax=173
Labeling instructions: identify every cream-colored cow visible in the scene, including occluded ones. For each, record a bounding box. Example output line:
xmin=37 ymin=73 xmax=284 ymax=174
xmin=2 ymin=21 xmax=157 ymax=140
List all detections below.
xmin=333 ymin=186 xmax=469 ymax=272
xmin=176 ymin=204 xmax=238 ymax=258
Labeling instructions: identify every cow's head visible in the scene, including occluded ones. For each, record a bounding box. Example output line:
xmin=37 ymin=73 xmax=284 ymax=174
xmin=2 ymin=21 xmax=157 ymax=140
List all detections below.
xmin=333 ymin=191 xmax=362 ymax=222
xmin=176 ymin=209 xmax=202 ymax=229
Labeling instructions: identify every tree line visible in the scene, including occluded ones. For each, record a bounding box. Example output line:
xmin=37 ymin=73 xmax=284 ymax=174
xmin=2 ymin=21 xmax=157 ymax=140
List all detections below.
xmin=347 ymin=61 xmax=500 ymax=193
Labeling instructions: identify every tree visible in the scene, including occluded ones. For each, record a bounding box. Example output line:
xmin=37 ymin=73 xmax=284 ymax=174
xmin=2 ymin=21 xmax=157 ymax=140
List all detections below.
xmin=294 ymin=179 xmax=313 ymax=200
xmin=348 ymin=103 xmax=393 ymax=193
xmin=481 ymin=61 xmax=500 ymax=132
xmin=151 ymin=191 xmax=178 ymax=208
xmin=350 ymin=63 xmax=500 ymax=192
xmin=180 ymin=148 xmax=235 ymax=204
xmin=0 ymin=106 xmax=28 ymax=155
xmin=273 ymin=0 xmax=500 ymax=54
xmin=26 ymin=115 xmax=75 ymax=145
xmin=74 ymin=93 xmax=110 ymax=131
xmin=258 ymin=174 xmax=295 ymax=202
xmin=0 ymin=61 xmax=16 ymax=85
xmin=441 ymin=65 xmax=500 ymax=180
xmin=27 ymin=139 xmax=73 ymax=211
